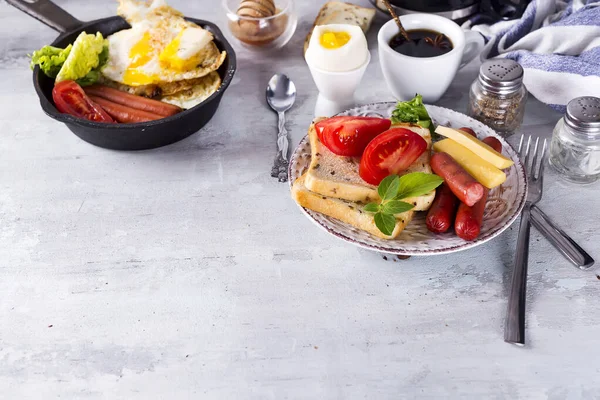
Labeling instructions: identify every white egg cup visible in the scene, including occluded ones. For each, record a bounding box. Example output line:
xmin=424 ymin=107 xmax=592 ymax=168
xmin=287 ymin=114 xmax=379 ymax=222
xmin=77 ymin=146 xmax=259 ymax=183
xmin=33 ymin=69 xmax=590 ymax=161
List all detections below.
xmin=307 ymin=52 xmax=370 ymax=117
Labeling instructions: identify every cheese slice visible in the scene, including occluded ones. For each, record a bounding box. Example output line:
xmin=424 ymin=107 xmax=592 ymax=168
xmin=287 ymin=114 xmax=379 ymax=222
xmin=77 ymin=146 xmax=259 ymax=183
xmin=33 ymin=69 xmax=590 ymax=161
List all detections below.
xmin=433 ymin=139 xmax=507 ymax=189
xmin=435 ymin=126 xmax=514 ymax=169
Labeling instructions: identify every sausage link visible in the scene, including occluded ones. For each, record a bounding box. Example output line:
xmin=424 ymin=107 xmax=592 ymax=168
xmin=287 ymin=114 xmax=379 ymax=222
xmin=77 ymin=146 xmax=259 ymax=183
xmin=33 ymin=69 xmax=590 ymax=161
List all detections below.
xmin=426 ymin=183 xmax=458 ymax=233
xmin=458 ymin=127 xmax=477 ymax=138
xmin=84 ymin=85 xmax=182 ymax=117
xmin=88 ymin=95 xmax=163 ymax=123
xmin=481 ymin=136 xmax=502 ymax=153
xmin=455 ymin=137 xmax=503 ymax=240
xmin=430 ymin=152 xmax=484 ymax=207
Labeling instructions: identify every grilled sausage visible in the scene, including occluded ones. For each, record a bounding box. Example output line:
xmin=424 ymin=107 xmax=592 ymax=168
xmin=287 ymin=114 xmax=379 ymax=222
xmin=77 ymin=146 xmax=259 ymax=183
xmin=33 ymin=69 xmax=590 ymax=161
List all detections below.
xmin=454 ymin=136 xmax=503 ymax=240
xmin=431 ymin=152 xmax=485 ymax=207
xmin=458 ymin=127 xmax=477 ymax=137
xmin=87 ymin=95 xmax=163 ymax=123
xmin=426 ymin=124 xmax=479 ymax=234
xmin=84 ymin=85 xmax=182 ymax=117
xmin=426 ymin=183 xmax=459 ymax=233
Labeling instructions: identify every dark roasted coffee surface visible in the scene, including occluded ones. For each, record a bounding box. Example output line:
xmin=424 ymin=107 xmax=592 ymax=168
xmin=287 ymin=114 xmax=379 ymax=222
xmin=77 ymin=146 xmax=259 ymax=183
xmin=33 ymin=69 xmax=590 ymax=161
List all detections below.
xmin=389 ymin=29 xmax=453 ymax=58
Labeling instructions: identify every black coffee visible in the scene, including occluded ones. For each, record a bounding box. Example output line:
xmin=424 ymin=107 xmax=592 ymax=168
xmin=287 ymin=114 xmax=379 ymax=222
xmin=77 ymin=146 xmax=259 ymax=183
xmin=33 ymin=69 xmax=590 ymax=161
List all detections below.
xmin=389 ymin=29 xmax=453 ymax=58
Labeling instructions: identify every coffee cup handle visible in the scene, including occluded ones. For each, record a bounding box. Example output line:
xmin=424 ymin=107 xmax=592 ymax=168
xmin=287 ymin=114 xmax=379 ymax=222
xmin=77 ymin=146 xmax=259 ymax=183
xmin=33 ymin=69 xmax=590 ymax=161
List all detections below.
xmin=460 ymin=30 xmax=485 ymax=69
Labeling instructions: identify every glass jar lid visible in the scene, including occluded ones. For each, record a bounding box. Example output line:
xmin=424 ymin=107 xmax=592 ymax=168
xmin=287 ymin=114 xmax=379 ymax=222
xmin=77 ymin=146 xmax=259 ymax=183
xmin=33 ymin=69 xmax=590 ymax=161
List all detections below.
xmin=565 ymin=96 xmax=600 ymax=135
xmin=478 ymin=59 xmax=524 ymax=94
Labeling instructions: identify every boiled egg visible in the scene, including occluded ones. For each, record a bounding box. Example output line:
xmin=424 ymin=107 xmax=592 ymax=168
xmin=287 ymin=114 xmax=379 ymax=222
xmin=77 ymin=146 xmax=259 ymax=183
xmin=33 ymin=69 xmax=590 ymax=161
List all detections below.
xmin=305 ymin=24 xmax=368 ymax=72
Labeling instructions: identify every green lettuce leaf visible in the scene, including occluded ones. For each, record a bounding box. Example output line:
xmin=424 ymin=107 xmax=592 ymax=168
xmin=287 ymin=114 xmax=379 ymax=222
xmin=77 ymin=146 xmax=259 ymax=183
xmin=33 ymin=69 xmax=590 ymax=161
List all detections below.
xmin=55 ymin=32 xmax=106 ymax=83
xmin=97 ymin=44 xmax=109 ymax=68
xmin=30 ymin=44 xmax=72 ymax=78
xmin=76 ymin=70 xmax=101 ymax=87
xmin=75 ymin=43 xmax=109 ymax=86
xmin=390 ymin=94 xmax=434 ymax=135
xmin=30 ymin=32 xmax=109 ymax=87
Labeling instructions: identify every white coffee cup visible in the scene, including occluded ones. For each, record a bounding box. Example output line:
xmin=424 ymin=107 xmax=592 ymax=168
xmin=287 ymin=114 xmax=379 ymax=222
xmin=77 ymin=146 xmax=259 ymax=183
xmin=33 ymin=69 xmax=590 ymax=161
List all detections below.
xmin=378 ymin=14 xmax=484 ymax=103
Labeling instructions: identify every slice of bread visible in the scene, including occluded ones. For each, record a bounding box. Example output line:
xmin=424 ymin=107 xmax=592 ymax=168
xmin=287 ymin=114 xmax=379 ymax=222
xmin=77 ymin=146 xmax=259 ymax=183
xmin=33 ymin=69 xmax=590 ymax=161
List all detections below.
xmin=304 ymin=119 xmax=436 ymax=210
xmin=292 ymin=174 xmax=414 ymax=240
xmin=303 ymin=2 xmax=376 ymax=54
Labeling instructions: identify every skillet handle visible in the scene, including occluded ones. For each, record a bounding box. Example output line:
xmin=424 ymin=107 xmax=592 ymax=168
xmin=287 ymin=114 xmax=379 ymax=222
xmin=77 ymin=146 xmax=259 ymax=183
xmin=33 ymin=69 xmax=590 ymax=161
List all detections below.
xmin=5 ymin=0 xmax=82 ymax=33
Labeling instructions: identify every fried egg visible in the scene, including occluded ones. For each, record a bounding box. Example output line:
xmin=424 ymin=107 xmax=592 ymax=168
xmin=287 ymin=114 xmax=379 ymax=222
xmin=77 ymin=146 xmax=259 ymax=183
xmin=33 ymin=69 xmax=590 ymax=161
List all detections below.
xmin=160 ymin=71 xmax=222 ymax=109
xmin=101 ymin=0 xmax=226 ymax=87
xmin=305 ymin=24 xmax=368 ymax=72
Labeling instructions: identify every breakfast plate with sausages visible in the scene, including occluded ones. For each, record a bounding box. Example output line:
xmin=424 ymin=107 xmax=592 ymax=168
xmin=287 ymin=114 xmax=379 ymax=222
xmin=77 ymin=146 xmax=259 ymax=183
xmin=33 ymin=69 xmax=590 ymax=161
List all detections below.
xmin=289 ymin=100 xmax=527 ymax=256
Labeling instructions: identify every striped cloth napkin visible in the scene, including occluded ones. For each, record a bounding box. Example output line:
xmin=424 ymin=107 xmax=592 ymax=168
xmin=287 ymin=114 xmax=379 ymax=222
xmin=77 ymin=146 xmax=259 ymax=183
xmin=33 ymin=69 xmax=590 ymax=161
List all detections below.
xmin=464 ymin=0 xmax=600 ymax=112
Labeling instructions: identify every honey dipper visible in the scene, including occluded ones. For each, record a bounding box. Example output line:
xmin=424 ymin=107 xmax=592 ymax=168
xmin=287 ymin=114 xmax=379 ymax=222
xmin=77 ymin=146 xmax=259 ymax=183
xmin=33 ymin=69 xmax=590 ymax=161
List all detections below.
xmin=237 ymin=0 xmax=276 ymax=18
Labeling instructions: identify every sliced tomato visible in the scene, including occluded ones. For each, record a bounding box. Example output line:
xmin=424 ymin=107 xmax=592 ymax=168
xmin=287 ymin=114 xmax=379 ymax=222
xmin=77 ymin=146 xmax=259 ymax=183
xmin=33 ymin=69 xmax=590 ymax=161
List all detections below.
xmin=359 ymin=128 xmax=428 ymax=185
xmin=52 ymin=80 xmax=114 ymax=123
xmin=315 ymin=116 xmax=352 ymax=144
xmin=315 ymin=116 xmax=391 ymax=157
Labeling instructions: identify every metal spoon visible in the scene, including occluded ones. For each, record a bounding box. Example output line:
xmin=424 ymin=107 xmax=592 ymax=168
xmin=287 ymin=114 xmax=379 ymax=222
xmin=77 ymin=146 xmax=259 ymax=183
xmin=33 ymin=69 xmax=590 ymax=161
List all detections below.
xmin=266 ymin=74 xmax=296 ymax=182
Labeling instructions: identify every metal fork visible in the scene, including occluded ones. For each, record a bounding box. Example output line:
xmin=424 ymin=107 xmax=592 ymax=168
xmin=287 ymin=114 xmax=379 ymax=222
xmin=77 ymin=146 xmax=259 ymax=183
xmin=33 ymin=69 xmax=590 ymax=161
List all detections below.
xmin=505 ymin=135 xmax=547 ymax=346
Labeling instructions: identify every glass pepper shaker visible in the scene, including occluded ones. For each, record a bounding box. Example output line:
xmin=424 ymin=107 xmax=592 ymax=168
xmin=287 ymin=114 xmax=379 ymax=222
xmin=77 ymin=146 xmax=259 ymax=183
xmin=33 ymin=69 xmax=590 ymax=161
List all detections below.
xmin=549 ymin=96 xmax=600 ymax=184
xmin=467 ymin=59 xmax=527 ymax=136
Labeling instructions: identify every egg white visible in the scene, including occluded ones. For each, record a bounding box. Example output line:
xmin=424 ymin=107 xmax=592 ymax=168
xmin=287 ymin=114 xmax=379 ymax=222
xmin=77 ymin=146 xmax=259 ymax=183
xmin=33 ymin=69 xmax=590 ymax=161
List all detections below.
xmin=101 ymin=0 xmax=221 ymax=87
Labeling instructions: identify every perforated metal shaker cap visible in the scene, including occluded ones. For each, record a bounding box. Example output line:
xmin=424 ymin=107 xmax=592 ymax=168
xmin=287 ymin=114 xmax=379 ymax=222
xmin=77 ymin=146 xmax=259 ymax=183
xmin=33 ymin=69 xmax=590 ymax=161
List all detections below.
xmin=478 ymin=59 xmax=524 ymax=94
xmin=565 ymin=96 xmax=600 ymax=134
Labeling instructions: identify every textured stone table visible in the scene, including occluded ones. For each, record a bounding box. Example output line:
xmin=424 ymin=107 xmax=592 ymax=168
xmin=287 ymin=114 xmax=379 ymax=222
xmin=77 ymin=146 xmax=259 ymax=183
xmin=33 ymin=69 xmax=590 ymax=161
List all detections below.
xmin=1 ymin=1 xmax=599 ymax=399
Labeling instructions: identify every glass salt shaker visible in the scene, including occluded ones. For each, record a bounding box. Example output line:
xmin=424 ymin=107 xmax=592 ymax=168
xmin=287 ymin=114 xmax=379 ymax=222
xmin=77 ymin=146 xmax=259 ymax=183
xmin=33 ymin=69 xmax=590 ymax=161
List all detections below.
xmin=549 ymin=96 xmax=600 ymax=184
xmin=467 ymin=59 xmax=527 ymax=136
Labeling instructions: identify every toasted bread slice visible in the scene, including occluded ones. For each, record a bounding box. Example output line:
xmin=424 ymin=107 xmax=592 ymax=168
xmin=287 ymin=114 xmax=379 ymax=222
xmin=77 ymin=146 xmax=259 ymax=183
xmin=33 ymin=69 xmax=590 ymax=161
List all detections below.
xmin=303 ymin=2 xmax=376 ymax=54
xmin=292 ymin=174 xmax=414 ymax=240
xmin=304 ymin=119 xmax=436 ymax=210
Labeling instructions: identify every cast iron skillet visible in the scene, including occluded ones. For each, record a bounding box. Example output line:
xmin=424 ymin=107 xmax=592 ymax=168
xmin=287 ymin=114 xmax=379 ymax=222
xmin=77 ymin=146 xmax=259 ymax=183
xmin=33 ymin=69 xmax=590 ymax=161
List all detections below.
xmin=7 ymin=0 xmax=237 ymax=151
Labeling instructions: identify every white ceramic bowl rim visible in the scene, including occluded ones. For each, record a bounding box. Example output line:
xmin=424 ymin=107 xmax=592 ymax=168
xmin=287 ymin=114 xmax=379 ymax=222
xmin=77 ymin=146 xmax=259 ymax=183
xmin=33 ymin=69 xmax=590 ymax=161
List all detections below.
xmin=305 ymin=51 xmax=371 ymax=75
xmin=378 ymin=13 xmax=466 ymax=61
xmin=222 ymin=0 xmax=292 ymax=21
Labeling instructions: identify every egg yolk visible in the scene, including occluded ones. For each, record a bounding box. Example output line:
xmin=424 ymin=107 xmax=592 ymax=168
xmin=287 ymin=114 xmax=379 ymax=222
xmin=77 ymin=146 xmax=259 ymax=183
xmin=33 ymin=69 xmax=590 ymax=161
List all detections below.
xmin=123 ymin=32 xmax=158 ymax=86
xmin=159 ymin=30 xmax=203 ymax=72
xmin=129 ymin=32 xmax=153 ymax=68
xmin=123 ymin=69 xmax=156 ymax=85
xmin=319 ymin=31 xmax=351 ymax=49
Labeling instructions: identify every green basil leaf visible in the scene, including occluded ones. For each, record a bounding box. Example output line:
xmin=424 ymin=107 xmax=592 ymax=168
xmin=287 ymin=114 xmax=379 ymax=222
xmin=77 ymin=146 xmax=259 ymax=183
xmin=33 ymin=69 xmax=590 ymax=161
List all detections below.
xmin=378 ymin=175 xmax=400 ymax=201
xmin=363 ymin=202 xmax=380 ymax=213
xmin=374 ymin=212 xmax=397 ymax=236
xmin=381 ymin=200 xmax=414 ymax=215
xmin=395 ymin=172 xmax=444 ymax=200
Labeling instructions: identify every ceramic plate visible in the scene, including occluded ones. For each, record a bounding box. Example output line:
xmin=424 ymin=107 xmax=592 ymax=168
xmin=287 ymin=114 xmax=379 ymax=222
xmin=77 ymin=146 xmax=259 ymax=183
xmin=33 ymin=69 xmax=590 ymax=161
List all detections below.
xmin=289 ymin=102 xmax=527 ymax=256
